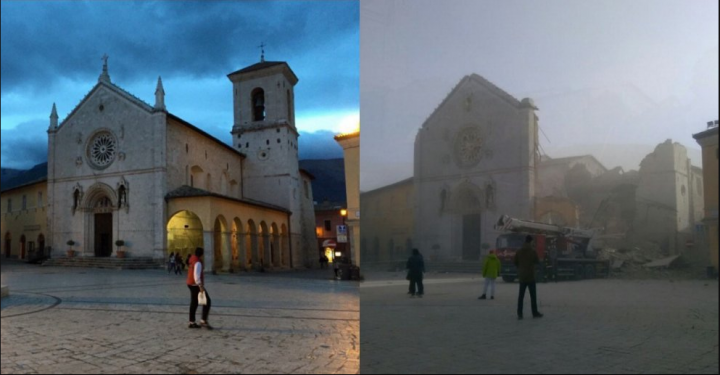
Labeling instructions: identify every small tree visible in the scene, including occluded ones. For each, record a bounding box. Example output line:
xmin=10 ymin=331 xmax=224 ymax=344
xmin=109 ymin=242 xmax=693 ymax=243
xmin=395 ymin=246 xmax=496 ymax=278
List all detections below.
xmin=115 ymin=240 xmax=126 ymax=258
xmin=66 ymin=240 xmax=76 ymax=257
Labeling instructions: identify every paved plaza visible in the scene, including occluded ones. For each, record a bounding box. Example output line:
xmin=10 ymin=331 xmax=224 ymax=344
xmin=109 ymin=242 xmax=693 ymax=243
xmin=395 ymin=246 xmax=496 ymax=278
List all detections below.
xmin=360 ymin=272 xmax=719 ymax=374
xmin=1 ymin=262 xmax=359 ymax=374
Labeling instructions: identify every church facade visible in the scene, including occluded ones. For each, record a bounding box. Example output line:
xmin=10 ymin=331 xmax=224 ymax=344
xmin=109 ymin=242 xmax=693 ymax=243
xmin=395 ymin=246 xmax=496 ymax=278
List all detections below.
xmin=2 ymin=58 xmax=318 ymax=271
xmin=362 ymin=74 xmax=539 ymax=263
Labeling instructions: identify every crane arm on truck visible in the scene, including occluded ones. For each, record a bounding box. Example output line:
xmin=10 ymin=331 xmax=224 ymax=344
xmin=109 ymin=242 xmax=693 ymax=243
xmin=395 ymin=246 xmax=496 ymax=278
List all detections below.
xmin=494 ymin=215 xmax=595 ymax=239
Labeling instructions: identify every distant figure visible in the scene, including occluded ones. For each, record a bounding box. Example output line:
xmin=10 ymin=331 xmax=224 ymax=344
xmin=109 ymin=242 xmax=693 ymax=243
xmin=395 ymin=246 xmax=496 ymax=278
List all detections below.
xmin=514 ymin=235 xmax=543 ymax=319
xmin=479 ymin=250 xmax=501 ymax=300
xmin=187 ymin=247 xmax=212 ymax=329
xmin=406 ymin=248 xmax=425 ymax=298
xmin=186 ymin=253 xmax=192 ymax=270
xmin=174 ymin=253 xmax=183 ymax=275
xmin=320 ymin=254 xmax=328 ymax=269
xmin=333 ymin=257 xmax=340 ymax=278
xmin=168 ymin=252 xmax=175 ymax=273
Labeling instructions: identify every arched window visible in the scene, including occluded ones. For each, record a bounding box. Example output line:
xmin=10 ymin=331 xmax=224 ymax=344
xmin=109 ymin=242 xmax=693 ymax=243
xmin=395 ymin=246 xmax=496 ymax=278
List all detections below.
xmin=252 ymin=88 xmax=265 ymax=121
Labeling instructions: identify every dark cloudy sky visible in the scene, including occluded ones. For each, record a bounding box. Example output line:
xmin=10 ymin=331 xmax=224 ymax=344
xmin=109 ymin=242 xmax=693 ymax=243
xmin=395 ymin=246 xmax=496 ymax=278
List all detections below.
xmin=1 ymin=1 xmax=358 ymax=169
xmin=361 ymin=0 xmax=718 ymax=191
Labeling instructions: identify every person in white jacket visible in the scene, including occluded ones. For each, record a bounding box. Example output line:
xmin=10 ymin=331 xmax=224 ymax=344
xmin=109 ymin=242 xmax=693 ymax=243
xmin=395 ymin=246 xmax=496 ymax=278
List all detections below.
xmin=186 ymin=247 xmax=212 ymax=329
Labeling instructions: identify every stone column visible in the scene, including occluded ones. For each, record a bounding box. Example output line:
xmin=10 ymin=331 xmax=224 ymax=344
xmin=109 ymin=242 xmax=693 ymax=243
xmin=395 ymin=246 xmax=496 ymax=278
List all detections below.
xmin=251 ymin=233 xmax=260 ymax=270
xmin=272 ymin=235 xmax=281 ymax=267
xmin=263 ymin=234 xmax=271 ymax=269
xmin=202 ymin=231 xmax=214 ymax=272
xmin=222 ymin=231 xmax=232 ymax=273
xmin=237 ymin=232 xmax=247 ymax=271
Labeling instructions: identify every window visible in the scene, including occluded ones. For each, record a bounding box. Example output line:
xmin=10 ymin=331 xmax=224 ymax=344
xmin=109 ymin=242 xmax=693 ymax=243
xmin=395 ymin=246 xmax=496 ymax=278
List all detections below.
xmin=252 ymin=88 xmax=265 ymax=121
xmin=22 ymin=195 xmax=27 ymax=210
xmin=38 ymin=192 xmax=43 ymax=207
xmin=324 ymin=220 xmax=332 ymax=232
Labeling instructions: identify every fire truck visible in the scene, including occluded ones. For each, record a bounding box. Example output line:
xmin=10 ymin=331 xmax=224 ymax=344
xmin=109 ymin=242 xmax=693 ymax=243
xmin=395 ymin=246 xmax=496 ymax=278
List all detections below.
xmin=493 ymin=215 xmax=610 ymax=282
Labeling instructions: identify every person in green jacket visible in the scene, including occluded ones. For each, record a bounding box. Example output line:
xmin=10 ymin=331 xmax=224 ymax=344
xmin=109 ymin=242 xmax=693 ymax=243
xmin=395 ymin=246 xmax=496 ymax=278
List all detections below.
xmin=514 ymin=235 xmax=544 ymax=319
xmin=479 ymin=250 xmax=501 ymax=300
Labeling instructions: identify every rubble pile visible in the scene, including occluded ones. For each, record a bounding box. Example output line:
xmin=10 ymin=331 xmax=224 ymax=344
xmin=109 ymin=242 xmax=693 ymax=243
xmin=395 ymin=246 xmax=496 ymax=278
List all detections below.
xmin=596 ymin=237 xmax=707 ymax=280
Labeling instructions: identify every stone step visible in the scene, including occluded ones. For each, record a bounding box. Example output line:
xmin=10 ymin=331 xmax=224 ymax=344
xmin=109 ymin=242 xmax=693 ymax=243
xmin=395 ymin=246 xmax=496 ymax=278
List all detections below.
xmin=42 ymin=257 xmax=165 ymax=270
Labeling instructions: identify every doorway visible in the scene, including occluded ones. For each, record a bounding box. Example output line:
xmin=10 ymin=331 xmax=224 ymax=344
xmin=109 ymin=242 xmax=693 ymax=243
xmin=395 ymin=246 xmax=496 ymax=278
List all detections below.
xmin=4 ymin=233 xmax=10 ymax=258
xmin=20 ymin=235 xmax=26 ymax=259
xmin=462 ymin=214 xmax=481 ymax=261
xmin=94 ymin=213 xmax=113 ymax=257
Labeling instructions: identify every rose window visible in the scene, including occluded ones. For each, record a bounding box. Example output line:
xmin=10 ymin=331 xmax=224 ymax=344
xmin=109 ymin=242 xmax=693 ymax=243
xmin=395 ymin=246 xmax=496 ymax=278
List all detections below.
xmin=453 ymin=127 xmax=484 ymax=168
xmin=87 ymin=132 xmax=117 ymax=169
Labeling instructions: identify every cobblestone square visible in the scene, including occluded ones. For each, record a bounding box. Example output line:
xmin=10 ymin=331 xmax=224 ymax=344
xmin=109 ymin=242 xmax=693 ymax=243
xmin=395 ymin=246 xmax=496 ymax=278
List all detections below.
xmin=1 ymin=263 xmax=359 ymax=374
xmin=360 ymin=273 xmax=718 ymax=374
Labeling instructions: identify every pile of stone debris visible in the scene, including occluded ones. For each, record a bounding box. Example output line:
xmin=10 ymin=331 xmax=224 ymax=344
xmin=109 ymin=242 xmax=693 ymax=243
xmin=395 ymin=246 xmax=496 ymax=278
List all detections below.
xmin=596 ymin=238 xmax=707 ymax=280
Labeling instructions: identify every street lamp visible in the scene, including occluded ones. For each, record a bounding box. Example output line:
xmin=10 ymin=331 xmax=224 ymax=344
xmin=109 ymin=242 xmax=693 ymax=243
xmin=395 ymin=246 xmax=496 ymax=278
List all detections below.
xmin=339 ymin=208 xmax=348 ymax=264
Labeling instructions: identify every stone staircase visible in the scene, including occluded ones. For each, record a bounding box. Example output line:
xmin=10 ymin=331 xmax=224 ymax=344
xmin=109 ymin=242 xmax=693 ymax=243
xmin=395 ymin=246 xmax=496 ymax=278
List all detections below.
xmin=42 ymin=257 xmax=165 ymax=270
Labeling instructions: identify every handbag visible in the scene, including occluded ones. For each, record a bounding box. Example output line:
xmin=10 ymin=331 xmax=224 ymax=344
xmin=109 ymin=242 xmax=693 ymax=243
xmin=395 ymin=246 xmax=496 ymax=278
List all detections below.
xmin=198 ymin=290 xmax=207 ymax=306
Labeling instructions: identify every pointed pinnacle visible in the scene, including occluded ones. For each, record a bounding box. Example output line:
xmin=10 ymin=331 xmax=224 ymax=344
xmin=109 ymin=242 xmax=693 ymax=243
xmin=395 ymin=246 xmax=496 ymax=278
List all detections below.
xmin=155 ymin=76 xmax=165 ymax=94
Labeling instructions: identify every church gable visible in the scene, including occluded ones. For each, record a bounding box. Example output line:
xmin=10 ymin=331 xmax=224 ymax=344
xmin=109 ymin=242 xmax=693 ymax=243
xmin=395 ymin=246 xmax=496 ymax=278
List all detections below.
xmin=420 ymin=74 xmax=522 ymax=132
xmin=50 ymin=82 xmax=163 ymax=179
xmin=415 ymin=74 xmax=537 ymax=178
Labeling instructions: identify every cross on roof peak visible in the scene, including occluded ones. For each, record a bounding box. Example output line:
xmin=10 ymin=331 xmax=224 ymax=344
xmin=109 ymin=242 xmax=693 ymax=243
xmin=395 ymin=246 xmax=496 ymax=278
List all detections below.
xmin=258 ymin=42 xmax=266 ymax=62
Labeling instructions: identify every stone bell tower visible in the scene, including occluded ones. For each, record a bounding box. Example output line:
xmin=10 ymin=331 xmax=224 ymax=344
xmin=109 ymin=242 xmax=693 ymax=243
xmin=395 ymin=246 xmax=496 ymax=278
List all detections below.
xmin=228 ymin=57 xmax=316 ymax=267
xmin=227 ymin=58 xmax=300 ymax=208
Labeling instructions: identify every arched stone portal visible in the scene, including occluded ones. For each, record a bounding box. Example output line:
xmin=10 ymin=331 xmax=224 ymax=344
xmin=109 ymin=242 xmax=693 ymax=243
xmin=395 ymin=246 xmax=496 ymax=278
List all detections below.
xmin=83 ymin=183 xmax=117 ymax=258
xmin=450 ymin=181 xmax=485 ymax=261
xmin=167 ymin=210 xmax=203 ymax=263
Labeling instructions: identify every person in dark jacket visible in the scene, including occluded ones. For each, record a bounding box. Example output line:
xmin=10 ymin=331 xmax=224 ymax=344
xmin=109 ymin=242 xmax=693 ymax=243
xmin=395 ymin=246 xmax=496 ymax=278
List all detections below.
xmin=174 ymin=253 xmax=183 ymax=275
xmin=514 ymin=235 xmax=543 ymax=319
xmin=406 ymin=248 xmax=425 ymax=297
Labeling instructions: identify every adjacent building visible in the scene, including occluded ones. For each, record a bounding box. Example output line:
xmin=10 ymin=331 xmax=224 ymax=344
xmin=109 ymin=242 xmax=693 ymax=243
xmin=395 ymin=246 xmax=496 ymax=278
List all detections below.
xmin=335 ymin=131 xmax=360 ymax=267
xmin=693 ymin=120 xmax=719 ymax=273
